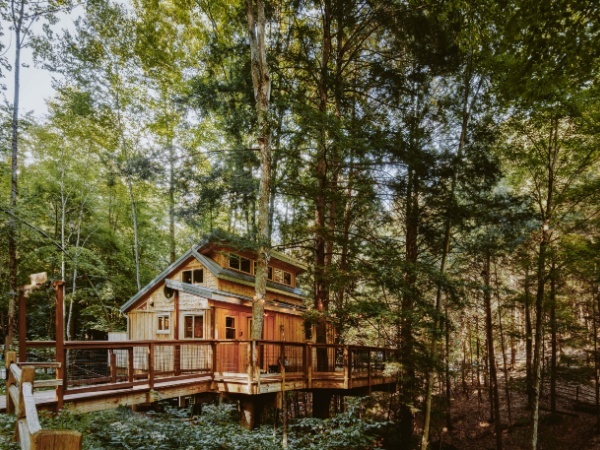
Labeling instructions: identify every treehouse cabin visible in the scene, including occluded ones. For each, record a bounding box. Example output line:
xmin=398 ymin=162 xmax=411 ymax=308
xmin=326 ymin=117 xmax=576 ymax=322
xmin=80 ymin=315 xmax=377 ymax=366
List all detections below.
xmin=120 ymin=237 xmax=311 ymax=375
xmin=7 ymin=237 xmax=395 ymax=428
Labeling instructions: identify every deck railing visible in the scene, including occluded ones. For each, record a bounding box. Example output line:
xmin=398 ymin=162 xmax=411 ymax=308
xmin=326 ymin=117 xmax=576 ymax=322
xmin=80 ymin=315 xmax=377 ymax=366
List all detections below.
xmin=23 ymin=339 xmax=396 ymax=406
xmin=5 ymin=351 xmax=82 ymax=450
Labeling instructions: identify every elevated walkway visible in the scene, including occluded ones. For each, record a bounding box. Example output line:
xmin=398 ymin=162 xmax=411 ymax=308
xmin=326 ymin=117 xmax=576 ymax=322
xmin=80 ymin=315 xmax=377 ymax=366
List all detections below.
xmin=3 ymin=339 xmax=396 ymax=415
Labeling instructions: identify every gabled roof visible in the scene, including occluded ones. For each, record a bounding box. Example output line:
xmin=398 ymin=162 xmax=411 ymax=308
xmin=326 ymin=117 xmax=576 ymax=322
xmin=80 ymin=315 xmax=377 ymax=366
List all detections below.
xmin=121 ymin=235 xmax=308 ymax=313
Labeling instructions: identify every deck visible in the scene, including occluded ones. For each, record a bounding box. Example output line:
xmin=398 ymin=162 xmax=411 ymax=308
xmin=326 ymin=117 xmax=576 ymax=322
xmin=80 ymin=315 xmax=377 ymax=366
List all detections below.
xmin=3 ymin=340 xmax=396 ymax=414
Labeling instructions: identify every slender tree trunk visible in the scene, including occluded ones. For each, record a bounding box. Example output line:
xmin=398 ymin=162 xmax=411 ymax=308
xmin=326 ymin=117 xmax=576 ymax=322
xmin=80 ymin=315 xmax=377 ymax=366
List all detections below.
xmin=550 ymin=261 xmax=557 ymax=415
xmin=7 ymin=0 xmax=25 ymax=352
xmin=168 ymin=140 xmax=176 ymax=264
xmin=525 ymin=266 xmax=534 ymax=409
xmin=126 ymin=175 xmax=141 ymax=291
xmin=401 ymin=166 xmax=419 ymax=445
xmin=494 ymin=262 xmax=512 ymax=424
xmin=483 ymin=252 xmax=502 ymax=450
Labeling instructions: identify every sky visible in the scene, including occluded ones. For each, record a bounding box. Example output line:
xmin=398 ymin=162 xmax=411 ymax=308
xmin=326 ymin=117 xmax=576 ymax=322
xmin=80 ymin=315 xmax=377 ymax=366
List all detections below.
xmin=1 ymin=10 xmax=79 ymax=118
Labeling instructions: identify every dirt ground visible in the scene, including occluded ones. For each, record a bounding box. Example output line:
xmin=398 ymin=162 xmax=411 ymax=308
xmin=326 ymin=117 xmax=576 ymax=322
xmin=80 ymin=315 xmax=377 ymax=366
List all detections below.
xmin=432 ymin=387 xmax=600 ymax=450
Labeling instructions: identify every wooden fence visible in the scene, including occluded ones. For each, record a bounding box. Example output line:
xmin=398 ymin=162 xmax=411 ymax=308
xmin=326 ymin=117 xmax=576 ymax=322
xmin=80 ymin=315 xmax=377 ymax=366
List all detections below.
xmin=5 ymin=351 xmax=82 ymax=450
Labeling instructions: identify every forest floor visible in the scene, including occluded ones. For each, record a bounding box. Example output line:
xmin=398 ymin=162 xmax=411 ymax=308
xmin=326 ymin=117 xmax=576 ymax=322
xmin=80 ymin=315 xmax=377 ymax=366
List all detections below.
xmin=435 ymin=383 xmax=600 ymax=450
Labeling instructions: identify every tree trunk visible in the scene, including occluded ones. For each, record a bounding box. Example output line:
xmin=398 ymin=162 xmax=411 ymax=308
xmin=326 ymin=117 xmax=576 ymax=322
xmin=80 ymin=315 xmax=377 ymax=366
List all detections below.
xmin=483 ymin=252 xmax=502 ymax=450
xmin=7 ymin=0 xmax=25 ymax=352
xmin=401 ymin=165 xmax=419 ymax=445
xmin=525 ymin=266 xmax=534 ymax=409
xmin=246 ymin=0 xmax=272 ymax=343
xmin=550 ymin=261 xmax=557 ymax=415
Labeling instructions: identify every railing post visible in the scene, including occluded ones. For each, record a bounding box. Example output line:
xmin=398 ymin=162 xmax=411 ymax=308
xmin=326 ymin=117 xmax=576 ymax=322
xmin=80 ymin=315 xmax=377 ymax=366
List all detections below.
xmin=18 ymin=367 xmax=35 ymax=421
xmin=18 ymin=288 xmax=26 ymax=363
xmin=306 ymin=344 xmax=313 ymax=389
xmin=149 ymin=342 xmax=155 ymax=390
xmin=6 ymin=351 xmax=16 ymax=414
xmin=109 ymin=350 xmax=117 ymax=384
xmin=343 ymin=346 xmax=349 ymax=390
xmin=211 ymin=341 xmax=218 ymax=375
xmin=128 ymin=347 xmax=134 ymax=383
xmin=175 ymin=343 xmax=181 ymax=376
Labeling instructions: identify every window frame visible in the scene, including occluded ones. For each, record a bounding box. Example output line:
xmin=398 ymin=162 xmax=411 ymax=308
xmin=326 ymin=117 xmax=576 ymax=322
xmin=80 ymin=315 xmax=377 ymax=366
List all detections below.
xmin=183 ymin=314 xmax=205 ymax=339
xmin=182 ymin=268 xmax=204 ymax=285
xmin=156 ymin=313 xmax=170 ymax=334
xmin=228 ymin=255 xmax=252 ymax=274
xmin=225 ymin=316 xmax=236 ymax=340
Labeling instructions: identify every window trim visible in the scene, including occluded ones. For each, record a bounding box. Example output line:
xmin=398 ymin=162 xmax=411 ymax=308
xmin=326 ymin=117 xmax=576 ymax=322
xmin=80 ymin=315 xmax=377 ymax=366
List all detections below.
xmin=156 ymin=313 xmax=170 ymax=334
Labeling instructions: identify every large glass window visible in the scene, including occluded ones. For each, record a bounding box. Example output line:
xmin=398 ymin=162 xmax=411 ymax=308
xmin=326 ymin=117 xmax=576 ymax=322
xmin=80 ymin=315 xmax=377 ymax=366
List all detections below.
xmin=182 ymin=269 xmax=203 ymax=284
xmin=225 ymin=316 xmax=236 ymax=339
xmin=184 ymin=315 xmax=204 ymax=339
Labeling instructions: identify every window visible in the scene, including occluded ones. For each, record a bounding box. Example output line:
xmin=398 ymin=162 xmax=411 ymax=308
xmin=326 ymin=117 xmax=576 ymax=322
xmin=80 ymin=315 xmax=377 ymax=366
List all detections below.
xmin=157 ymin=314 xmax=170 ymax=333
xmin=273 ymin=268 xmax=293 ymax=286
xmin=184 ymin=315 xmax=204 ymax=339
xmin=182 ymin=269 xmax=203 ymax=284
xmin=253 ymin=262 xmax=273 ymax=280
xmin=283 ymin=272 xmax=292 ymax=286
xmin=229 ymin=255 xmax=252 ymax=274
xmin=225 ymin=316 xmax=236 ymax=339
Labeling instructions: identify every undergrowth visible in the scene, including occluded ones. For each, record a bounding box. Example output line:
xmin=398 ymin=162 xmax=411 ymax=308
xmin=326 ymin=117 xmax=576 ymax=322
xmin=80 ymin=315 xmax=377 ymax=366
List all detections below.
xmin=1 ymin=399 xmax=390 ymax=450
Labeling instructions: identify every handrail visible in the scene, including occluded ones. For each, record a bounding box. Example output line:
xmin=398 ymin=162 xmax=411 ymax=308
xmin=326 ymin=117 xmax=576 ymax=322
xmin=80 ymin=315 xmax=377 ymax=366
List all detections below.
xmin=6 ymin=351 xmax=82 ymax=450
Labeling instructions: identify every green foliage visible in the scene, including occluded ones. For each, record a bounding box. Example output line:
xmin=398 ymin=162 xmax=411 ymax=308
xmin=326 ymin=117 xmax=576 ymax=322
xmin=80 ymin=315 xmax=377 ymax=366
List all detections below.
xmin=33 ymin=401 xmax=388 ymax=450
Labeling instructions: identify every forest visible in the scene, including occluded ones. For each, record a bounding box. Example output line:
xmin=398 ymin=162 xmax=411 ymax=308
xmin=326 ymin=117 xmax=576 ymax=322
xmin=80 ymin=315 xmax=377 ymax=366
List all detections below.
xmin=1 ymin=0 xmax=600 ymax=449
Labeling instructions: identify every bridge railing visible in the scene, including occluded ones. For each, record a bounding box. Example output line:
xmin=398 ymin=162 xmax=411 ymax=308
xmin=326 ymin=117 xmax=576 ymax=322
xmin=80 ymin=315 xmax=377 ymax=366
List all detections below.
xmin=5 ymin=351 xmax=82 ymax=450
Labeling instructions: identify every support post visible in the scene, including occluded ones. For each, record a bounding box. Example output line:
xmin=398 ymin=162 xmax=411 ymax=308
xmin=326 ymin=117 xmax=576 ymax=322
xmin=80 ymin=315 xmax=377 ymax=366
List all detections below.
xmin=306 ymin=344 xmax=313 ymax=389
xmin=149 ymin=342 xmax=155 ymax=390
xmin=109 ymin=350 xmax=117 ymax=384
xmin=343 ymin=347 xmax=349 ymax=389
xmin=174 ymin=290 xmax=180 ymax=376
xmin=54 ymin=280 xmax=65 ymax=411
xmin=128 ymin=347 xmax=134 ymax=383
xmin=18 ymin=289 xmax=26 ymax=363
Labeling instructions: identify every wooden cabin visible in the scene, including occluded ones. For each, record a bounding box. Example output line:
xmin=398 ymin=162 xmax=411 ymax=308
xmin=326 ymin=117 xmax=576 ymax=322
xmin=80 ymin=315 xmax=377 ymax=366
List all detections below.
xmin=120 ymin=237 xmax=310 ymax=374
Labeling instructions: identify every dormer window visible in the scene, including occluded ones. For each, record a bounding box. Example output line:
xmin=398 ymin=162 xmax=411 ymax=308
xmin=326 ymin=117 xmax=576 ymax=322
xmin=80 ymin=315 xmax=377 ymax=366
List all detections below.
xmin=183 ymin=269 xmax=204 ymax=284
xmin=273 ymin=268 xmax=293 ymax=286
xmin=229 ymin=255 xmax=252 ymax=274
